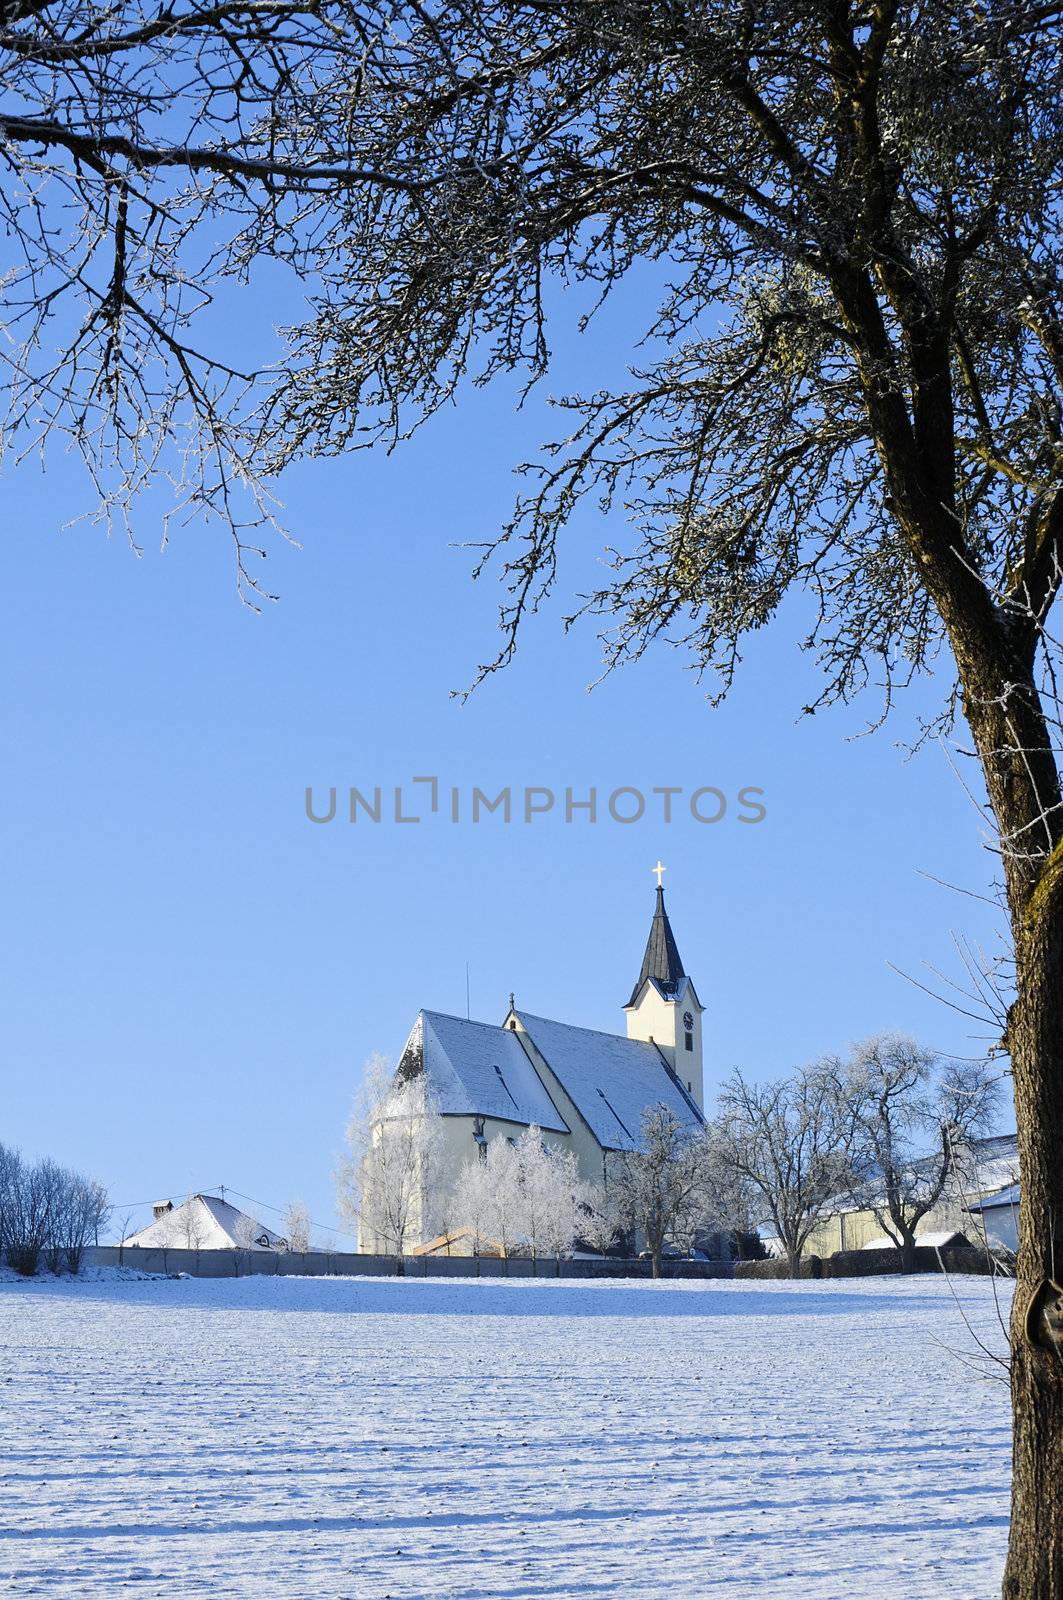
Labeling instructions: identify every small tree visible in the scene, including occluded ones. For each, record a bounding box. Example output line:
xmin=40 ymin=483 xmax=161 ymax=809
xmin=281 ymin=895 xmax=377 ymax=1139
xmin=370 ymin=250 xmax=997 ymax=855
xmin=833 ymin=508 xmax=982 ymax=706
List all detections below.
xmin=4 ymin=1156 xmax=54 ymax=1277
xmin=578 ymin=1179 xmax=622 ymax=1258
xmin=40 ymin=1161 xmax=71 ymax=1273
xmin=233 ymin=1211 xmax=266 ymax=1250
xmin=177 ymin=1197 xmax=210 ymax=1252
xmin=480 ymin=1136 xmax=522 ymax=1261
xmin=513 ymin=1127 xmax=588 ymax=1271
xmin=284 ymin=1201 xmax=312 ymax=1254
xmin=58 ymin=1174 xmax=110 ymax=1274
xmin=451 ymin=1156 xmax=495 ymax=1257
xmin=0 ymin=1143 xmax=22 ymax=1267
xmin=715 ymin=1066 xmax=852 ymax=1278
xmin=336 ymin=1054 xmax=445 ymax=1264
xmin=610 ymin=1106 xmax=715 ymax=1278
xmin=839 ymin=1034 xmax=1000 ymax=1271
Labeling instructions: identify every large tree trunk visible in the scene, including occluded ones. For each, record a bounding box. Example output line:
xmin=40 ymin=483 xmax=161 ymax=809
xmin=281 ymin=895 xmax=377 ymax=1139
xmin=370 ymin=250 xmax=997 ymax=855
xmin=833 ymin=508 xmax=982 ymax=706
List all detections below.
xmin=843 ymin=284 xmax=1063 ymax=1599
xmin=947 ymin=643 xmax=1063 ymax=1600
xmin=898 ymin=1232 xmax=917 ymax=1275
xmin=1003 ymin=925 xmax=1063 ymax=1599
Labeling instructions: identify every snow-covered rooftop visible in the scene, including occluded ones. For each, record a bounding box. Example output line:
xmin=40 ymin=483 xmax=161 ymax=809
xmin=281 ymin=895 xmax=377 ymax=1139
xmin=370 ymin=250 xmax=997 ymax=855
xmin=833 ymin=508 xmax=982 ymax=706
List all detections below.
xmin=967 ymin=1182 xmax=1020 ymax=1214
xmin=122 ymin=1194 xmax=287 ymax=1251
xmin=515 ymin=1010 xmax=703 ymax=1151
xmin=860 ymin=1230 xmax=967 ymax=1251
xmin=965 ymin=1135 xmax=1020 ymax=1196
xmin=411 ymin=1011 xmax=569 ymax=1133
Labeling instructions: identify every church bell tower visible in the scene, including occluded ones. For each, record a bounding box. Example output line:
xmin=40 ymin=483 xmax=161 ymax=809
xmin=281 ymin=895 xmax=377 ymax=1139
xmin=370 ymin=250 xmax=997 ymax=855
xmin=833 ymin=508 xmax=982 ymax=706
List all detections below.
xmin=623 ymin=866 xmax=705 ymax=1109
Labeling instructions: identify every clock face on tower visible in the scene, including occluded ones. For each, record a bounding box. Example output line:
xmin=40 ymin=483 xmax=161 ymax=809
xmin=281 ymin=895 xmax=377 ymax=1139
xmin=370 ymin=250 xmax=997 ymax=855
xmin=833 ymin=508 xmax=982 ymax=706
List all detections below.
xmin=682 ymin=1011 xmax=694 ymax=1030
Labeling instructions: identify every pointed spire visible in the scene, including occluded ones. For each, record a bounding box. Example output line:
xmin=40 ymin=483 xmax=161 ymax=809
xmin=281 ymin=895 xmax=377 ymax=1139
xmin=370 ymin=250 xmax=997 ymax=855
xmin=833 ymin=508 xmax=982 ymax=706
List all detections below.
xmin=627 ymin=883 xmax=686 ymax=1005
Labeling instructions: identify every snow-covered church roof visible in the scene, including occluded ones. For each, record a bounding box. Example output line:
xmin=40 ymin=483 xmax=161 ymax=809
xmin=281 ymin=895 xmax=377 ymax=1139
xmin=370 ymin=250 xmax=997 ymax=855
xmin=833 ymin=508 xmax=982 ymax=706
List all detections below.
xmin=515 ymin=1011 xmax=702 ymax=1151
xmin=397 ymin=1006 xmax=702 ymax=1153
xmin=401 ymin=1011 xmax=569 ymax=1132
xmin=121 ymin=1193 xmax=287 ymax=1251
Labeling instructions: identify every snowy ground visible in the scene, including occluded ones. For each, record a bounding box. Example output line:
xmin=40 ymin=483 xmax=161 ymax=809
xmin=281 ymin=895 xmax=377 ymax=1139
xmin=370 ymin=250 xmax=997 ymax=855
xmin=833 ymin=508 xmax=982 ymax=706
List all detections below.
xmin=0 ymin=1273 xmax=1012 ymax=1599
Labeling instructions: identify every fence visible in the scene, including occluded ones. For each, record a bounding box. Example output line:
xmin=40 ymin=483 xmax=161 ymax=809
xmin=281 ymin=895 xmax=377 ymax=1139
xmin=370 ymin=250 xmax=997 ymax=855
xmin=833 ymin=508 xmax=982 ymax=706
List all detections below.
xmin=87 ymin=1246 xmax=734 ymax=1280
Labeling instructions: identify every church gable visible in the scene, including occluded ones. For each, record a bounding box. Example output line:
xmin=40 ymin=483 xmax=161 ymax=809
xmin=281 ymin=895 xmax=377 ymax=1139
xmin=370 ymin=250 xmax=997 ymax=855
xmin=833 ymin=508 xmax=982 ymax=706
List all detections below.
xmin=409 ymin=1009 xmax=569 ymax=1132
xmin=514 ymin=1011 xmax=703 ymax=1152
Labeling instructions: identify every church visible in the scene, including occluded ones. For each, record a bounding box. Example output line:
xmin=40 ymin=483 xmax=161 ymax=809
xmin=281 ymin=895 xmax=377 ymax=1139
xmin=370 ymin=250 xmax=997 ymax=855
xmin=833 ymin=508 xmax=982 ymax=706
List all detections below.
xmin=382 ymin=870 xmax=706 ymax=1250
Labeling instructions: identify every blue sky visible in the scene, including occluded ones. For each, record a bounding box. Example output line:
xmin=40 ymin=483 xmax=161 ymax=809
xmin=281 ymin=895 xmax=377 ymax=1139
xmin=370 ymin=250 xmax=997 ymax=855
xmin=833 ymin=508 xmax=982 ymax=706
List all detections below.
xmin=0 ymin=269 xmax=1012 ymax=1245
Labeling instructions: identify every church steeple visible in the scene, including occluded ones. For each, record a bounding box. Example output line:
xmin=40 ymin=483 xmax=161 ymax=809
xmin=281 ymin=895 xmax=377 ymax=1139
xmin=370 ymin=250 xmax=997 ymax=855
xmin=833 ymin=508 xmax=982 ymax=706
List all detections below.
xmin=627 ymin=884 xmax=686 ymax=1005
xmin=624 ymin=866 xmax=706 ymax=1109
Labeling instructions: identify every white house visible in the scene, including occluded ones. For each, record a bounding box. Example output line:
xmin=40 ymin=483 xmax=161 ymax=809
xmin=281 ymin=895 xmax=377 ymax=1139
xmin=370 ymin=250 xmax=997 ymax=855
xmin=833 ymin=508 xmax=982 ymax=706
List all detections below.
xmin=121 ymin=1193 xmax=288 ymax=1251
xmin=965 ymin=1181 xmax=1021 ymax=1252
xmin=368 ymin=875 xmax=707 ymax=1252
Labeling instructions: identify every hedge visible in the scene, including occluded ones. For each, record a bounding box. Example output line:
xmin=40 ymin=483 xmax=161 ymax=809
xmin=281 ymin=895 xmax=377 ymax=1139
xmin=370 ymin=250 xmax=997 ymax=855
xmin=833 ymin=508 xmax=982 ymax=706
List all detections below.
xmin=825 ymin=1245 xmax=1010 ymax=1278
xmin=734 ymin=1255 xmax=824 ymax=1280
xmin=736 ymin=1246 xmax=1011 ymax=1280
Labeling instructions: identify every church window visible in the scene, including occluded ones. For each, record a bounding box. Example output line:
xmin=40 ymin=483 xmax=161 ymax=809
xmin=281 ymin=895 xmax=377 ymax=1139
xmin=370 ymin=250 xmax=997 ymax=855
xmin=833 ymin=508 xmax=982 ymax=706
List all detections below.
xmin=684 ymin=1031 xmax=693 ymax=1051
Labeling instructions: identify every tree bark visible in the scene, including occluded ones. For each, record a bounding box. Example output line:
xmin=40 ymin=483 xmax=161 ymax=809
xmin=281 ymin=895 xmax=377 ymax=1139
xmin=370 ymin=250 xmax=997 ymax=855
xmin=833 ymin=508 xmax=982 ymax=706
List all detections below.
xmin=942 ymin=635 xmax=1063 ymax=1600
xmin=899 ymin=1233 xmax=917 ymax=1275
xmin=1003 ymin=927 xmax=1063 ymax=1598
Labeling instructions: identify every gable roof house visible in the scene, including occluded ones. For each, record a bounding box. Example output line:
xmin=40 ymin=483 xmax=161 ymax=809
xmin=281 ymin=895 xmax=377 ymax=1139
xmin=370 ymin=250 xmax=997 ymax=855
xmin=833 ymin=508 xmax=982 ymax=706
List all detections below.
xmin=363 ymin=878 xmax=707 ymax=1254
xmin=121 ymin=1193 xmax=288 ymax=1252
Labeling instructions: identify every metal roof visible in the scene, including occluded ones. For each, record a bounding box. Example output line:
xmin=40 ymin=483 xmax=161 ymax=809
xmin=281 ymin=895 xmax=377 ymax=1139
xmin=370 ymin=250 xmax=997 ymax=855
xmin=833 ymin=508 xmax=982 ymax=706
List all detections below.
xmin=627 ymin=886 xmax=686 ymax=1006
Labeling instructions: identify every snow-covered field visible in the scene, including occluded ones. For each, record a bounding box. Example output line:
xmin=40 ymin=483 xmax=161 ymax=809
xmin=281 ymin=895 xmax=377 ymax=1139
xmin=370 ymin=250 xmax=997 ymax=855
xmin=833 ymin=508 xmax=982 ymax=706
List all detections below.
xmin=0 ymin=1273 xmax=1012 ymax=1599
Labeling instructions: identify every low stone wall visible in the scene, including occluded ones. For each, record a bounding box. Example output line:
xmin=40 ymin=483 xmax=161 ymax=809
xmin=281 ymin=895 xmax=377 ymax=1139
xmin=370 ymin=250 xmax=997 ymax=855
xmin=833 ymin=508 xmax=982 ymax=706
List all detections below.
xmin=87 ymin=1246 xmax=734 ymax=1280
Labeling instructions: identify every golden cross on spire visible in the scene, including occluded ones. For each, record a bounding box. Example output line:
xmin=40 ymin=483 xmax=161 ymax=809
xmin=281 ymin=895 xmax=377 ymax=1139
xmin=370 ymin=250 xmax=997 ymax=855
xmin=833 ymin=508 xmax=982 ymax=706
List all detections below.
xmin=653 ymin=860 xmax=666 ymax=888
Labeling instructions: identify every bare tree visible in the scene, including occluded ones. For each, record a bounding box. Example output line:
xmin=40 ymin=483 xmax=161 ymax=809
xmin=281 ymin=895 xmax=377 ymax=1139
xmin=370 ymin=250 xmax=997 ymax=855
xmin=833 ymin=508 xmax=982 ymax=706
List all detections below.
xmin=57 ymin=1173 xmax=110 ymax=1273
xmin=336 ymin=1054 xmax=445 ymax=1263
xmin=478 ymin=1136 xmax=522 ymax=1262
xmin=513 ymin=1127 xmax=588 ymax=1271
xmin=284 ymin=1200 xmax=312 ymax=1254
xmin=836 ymin=1035 xmax=1000 ymax=1272
xmin=233 ymin=1210 xmax=266 ymax=1250
xmin=176 ymin=1197 xmax=209 ymax=1251
xmin=2 ymin=1153 xmax=55 ymax=1275
xmin=450 ymin=1135 xmax=521 ymax=1259
xmin=715 ymin=1067 xmax=852 ymax=1279
xmin=578 ymin=1180 xmax=622 ymax=1259
xmin=450 ymin=1129 xmax=590 ymax=1264
xmin=450 ymin=1155 xmax=495 ymax=1258
xmin=0 ymin=1142 xmax=23 ymax=1268
xmin=610 ymin=1106 xmax=715 ymax=1279
xmin=114 ymin=1211 xmax=135 ymax=1265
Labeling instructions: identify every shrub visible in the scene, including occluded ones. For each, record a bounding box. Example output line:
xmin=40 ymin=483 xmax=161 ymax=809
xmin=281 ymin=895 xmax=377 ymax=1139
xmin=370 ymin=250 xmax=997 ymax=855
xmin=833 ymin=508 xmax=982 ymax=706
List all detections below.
xmin=0 ymin=1142 xmax=109 ymax=1276
xmin=734 ymin=1254 xmax=824 ymax=1280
